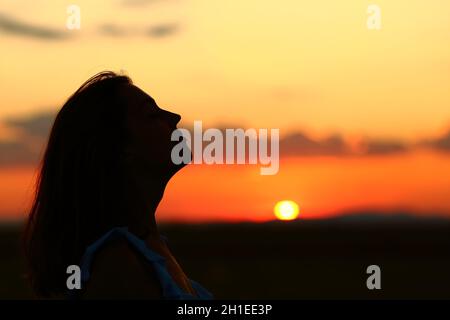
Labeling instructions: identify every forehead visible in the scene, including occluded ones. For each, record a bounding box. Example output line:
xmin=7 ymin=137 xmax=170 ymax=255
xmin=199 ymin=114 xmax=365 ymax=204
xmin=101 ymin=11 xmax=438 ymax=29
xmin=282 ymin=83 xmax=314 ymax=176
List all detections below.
xmin=119 ymin=83 xmax=155 ymax=105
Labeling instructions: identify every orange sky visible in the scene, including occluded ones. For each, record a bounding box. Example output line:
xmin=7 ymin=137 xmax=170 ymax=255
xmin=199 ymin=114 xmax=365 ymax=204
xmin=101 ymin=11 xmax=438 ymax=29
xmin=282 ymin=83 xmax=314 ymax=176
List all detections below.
xmin=161 ymin=151 xmax=450 ymax=221
xmin=1 ymin=0 xmax=450 ymax=139
xmin=1 ymin=1 xmax=450 ymax=221
xmin=2 ymin=151 xmax=450 ymax=222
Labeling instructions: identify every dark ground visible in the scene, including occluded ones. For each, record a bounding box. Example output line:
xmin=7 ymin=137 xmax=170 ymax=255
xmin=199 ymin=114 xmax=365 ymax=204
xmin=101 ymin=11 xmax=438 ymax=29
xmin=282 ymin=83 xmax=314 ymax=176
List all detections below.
xmin=1 ymin=214 xmax=450 ymax=299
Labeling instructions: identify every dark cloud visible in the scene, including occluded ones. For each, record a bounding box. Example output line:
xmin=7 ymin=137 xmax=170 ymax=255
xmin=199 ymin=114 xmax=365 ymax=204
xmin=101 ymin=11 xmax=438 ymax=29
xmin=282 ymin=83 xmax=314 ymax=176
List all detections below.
xmin=0 ymin=12 xmax=69 ymax=40
xmin=98 ymin=24 xmax=130 ymax=37
xmin=5 ymin=112 xmax=55 ymax=140
xmin=146 ymin=23 xmax=179 ymax=38
xmin=0 ymin=11 xmax=177 ymax=41
xmin=165 ymin=126 xmax=412 ymax=158
xmin=0 ymin=112 xmax=55 ymax=166
xmin=120 ymin=0 xmax=163 ymax=7
xmin=0 ymin=110 xmax=448 ymax=168
xmin=280 ymin=132 xmax=349 ymax=156
xmin=98 ymin=23 xmax=179 ymax=38
xmin=359 ymin=139 xmax=408 ymax=155
xmin=0 ymin=140 xmax=40 ymax=166
xmin=280 ymin=132 xmax=411 ymax=157
xmin=421 ymin=130 xmax=450 ymax=152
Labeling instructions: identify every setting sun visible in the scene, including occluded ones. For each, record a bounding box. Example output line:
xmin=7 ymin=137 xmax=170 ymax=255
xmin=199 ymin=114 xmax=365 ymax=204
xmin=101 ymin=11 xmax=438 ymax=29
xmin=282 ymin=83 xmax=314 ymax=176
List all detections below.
xmin=274 ymin=200 xmax=300 ymax=221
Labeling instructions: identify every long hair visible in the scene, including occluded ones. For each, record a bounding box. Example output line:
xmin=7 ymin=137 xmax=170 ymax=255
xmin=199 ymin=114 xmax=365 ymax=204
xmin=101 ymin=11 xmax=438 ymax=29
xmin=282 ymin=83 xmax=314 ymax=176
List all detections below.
xmin=23 ymin=71 xmax=133 ymax=297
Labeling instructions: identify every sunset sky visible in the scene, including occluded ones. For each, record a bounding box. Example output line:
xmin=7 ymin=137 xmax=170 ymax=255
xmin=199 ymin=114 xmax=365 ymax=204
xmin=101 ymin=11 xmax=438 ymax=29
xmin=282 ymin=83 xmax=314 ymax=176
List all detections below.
xmin=0 ymin=0 xmax=450 ymax=222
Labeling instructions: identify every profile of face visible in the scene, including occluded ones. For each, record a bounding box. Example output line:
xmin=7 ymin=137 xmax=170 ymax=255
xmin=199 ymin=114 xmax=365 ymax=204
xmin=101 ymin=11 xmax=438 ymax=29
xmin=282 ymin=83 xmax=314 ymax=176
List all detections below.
xmin=120 ymin=84 xmax=184 ymax=183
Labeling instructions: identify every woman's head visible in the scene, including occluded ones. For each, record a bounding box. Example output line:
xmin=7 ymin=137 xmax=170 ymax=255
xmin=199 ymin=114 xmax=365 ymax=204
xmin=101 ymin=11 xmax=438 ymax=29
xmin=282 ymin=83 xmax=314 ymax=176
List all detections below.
xmin=23 ymin=71 xmax=182 ymax=296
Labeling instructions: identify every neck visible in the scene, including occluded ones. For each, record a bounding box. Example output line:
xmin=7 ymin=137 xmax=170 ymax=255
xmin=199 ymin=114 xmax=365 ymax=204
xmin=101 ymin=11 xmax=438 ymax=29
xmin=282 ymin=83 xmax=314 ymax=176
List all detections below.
xmin=124 ymin=173 xmax=167 ymax=240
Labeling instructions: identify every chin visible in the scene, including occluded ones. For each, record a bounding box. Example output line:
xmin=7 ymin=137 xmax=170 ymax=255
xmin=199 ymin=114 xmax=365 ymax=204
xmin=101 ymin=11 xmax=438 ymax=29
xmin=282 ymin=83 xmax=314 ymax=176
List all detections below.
xmin=165 ymin=160 xmax=187 ymax=179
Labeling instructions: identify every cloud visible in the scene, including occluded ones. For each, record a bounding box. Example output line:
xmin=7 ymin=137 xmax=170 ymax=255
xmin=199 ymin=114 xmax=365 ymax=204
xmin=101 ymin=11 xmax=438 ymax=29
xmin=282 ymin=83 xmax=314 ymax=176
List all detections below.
xmin=0 ymin=140 xmax=40 ymax=166
xmin=120 ymin=0 xmax=164 ymax=7
xmin=98 ymin=23 xmax=179 ymax=38
xmin=359 ymin=139 xmax=408 ymax=155
xmin=280 ymin=132 xmax=349 ymax=156
xmin=0 ymin=11 xmax=178 ymax=41
xmin=171 ymin=125 xmax=412 ymax=158
xmin=4 ymin=112 xmax=55 ymax=140
xmin=0 ymin=12 xmax=69 ymax=40
xmin=421 ymin=130 xmax=450 ymax=152
xmin=280 ymin=132 xmax=412 ymax=157
xmin=146 ymin=23 xmax=179 ymax=38
xmin=0 ymin=112 xmax=55 ymax=166
xmin=0 ymin=110 xmax=447 ymax=168
xmin=98 ymin=24 xmax=130 ymax=37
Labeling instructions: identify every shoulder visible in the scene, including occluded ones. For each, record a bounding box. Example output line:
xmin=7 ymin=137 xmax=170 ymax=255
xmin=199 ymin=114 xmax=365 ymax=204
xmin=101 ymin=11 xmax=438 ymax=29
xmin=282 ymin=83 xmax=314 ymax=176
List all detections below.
xmin=81 ymin=238 xmax=163 ymax=299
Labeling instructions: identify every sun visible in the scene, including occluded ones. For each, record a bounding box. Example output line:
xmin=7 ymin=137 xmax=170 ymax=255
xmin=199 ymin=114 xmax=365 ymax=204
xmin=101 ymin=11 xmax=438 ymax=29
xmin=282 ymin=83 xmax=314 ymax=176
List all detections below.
xmin=274 ymin=200 xmax=300 ymax=221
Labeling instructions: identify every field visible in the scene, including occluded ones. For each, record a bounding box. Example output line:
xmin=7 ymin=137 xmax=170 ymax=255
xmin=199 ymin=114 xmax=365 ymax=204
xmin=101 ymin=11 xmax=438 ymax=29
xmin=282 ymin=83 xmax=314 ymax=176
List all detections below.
xmin=1 ymin=214 xmax=450 ymax=299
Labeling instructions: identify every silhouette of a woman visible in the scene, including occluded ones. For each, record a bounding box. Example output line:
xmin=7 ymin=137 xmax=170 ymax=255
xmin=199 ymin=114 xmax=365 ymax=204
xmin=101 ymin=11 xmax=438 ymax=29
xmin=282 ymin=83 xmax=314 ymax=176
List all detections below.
xmin=23 ymin=71 xmax=212 ymax=299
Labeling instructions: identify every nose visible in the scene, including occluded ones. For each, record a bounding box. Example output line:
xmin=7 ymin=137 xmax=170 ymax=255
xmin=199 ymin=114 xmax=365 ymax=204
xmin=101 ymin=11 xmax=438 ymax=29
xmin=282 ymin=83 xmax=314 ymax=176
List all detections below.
xmin=162 ymin=109 xmax=181 ymax=128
